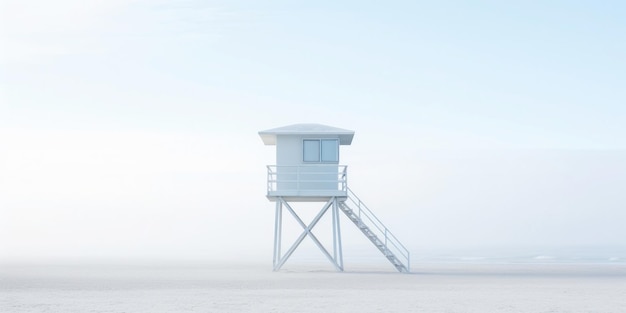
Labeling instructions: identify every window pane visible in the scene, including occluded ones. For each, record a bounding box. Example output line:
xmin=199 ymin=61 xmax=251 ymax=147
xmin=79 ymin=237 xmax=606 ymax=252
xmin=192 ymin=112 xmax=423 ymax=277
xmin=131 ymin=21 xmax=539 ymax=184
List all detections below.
xmin=321 ymin=139 xmax=338 ymax=162
xmin=303 ymin=140 xmax=320 ymax=162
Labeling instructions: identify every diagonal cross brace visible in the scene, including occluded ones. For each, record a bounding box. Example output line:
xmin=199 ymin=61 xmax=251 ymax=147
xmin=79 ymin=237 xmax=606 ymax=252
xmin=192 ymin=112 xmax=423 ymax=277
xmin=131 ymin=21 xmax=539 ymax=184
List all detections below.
xmin=273 ymin=197 xmax=343 ymax=271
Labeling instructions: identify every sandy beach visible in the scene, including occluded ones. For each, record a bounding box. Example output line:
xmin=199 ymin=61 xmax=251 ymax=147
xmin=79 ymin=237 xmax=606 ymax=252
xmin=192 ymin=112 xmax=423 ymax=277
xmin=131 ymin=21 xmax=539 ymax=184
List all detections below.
xmin=1 ymin=262 xmax=625 ymax=313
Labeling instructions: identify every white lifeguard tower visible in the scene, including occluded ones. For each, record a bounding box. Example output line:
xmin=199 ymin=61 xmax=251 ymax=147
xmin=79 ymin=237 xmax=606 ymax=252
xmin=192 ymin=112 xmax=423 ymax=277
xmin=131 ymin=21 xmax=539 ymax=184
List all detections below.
xmin=259 ymin=123 xmax=410 ymax=272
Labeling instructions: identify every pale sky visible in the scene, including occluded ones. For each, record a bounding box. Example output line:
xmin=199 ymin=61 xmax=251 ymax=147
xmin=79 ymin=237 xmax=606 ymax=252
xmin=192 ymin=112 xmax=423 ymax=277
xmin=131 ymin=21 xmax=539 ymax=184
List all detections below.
xmin=1 ymin=0 xmax=625 ymax=263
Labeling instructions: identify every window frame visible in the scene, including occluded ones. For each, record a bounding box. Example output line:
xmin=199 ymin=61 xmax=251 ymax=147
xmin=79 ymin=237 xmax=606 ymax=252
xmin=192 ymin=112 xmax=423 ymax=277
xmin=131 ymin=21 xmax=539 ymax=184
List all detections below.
xmin=302 ymin=138 xmax=339 ymax=163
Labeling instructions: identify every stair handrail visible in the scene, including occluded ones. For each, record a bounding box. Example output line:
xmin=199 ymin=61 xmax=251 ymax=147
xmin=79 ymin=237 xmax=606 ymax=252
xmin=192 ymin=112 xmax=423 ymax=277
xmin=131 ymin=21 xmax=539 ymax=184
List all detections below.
xmin=345 ymin=187 xmax=410 ymax=271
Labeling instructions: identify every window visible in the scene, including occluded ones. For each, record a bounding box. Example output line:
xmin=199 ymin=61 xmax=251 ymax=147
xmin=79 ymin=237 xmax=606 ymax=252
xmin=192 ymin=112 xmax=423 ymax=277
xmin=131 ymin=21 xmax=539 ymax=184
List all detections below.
xmin=303 ymin=139 xmax=338 ymax=163
xmin=321 ymin=139 xmax=338 ymax=162
xmin=303 ymin=140 xmax=320 ymax=162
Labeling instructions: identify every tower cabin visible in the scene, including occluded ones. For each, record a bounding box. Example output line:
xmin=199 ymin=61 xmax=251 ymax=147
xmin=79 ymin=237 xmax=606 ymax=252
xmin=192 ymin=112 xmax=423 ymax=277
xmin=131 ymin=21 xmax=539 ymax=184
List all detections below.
xmin=259 ymin=123 xmax=354 ymax=201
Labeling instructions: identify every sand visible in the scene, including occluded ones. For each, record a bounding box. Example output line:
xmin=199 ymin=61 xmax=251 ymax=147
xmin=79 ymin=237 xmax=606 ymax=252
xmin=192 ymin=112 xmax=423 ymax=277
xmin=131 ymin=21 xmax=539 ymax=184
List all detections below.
xmin=1 ymin=262 xmax=625 ymax=313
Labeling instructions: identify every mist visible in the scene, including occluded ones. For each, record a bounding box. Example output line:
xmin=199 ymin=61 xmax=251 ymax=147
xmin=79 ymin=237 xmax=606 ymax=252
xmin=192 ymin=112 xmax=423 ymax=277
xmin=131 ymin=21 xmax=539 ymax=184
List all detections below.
xmin=1 ymin=129 xmax=624 ymax=264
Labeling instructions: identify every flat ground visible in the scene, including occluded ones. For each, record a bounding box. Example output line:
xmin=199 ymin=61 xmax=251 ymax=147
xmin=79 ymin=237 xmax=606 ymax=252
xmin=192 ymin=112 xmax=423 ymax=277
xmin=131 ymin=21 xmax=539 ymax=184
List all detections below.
xmin=1 ymin=262 xmax=625 ymax=313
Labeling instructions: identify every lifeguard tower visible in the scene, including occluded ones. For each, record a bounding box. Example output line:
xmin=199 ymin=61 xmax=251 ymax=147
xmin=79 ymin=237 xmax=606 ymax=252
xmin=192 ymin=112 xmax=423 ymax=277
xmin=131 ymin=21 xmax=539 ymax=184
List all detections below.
xmin=259 ymin=123 xmax=410 ymax=272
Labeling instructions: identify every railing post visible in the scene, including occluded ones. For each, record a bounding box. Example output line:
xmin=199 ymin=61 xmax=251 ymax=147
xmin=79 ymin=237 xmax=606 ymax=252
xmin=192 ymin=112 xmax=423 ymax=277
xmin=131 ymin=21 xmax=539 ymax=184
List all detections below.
xmin=267 ymin=166 xmax=271 ymax=193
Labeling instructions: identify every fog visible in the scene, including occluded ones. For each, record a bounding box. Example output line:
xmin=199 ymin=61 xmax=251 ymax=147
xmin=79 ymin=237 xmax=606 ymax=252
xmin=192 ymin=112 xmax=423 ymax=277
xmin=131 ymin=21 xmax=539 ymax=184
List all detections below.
xmin=1 ymin=129 xmax=624 ymax=264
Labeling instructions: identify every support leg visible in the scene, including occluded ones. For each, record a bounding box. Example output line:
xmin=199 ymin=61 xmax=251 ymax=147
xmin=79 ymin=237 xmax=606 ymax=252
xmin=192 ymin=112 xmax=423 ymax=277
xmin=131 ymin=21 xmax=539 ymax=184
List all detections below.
xmin=333 ymin=198 xmax=337 ymax=261
xmin=333 ymin=197 xmax=344 ymax=270
xmin=273 ymin=200 xmax=282 ymax=270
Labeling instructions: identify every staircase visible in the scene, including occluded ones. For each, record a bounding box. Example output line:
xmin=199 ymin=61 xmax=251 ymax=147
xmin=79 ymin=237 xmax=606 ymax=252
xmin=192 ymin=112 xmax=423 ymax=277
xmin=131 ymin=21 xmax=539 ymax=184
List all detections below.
xmin=339 ymin=188 xmax=410 ymax=273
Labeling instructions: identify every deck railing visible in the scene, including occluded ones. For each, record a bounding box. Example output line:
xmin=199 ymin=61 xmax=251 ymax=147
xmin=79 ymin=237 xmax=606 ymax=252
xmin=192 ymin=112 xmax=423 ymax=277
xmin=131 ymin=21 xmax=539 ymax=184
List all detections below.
xmin=266 ymin=165 xmax=348 ymax=194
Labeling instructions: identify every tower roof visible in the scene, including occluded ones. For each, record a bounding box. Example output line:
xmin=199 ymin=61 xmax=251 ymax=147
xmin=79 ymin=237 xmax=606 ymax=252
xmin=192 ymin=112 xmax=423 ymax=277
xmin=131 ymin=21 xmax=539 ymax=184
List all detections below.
xmin=259 ymin=123 xmax=355 ymax=145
